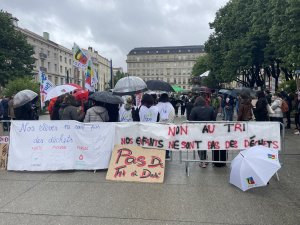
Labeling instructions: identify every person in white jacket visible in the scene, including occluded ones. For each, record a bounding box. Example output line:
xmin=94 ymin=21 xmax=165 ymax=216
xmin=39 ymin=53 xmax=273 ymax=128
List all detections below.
xmin=119 ymin=96 xmax=134 ymax=122
xmin=156 ymin=93 xmax=175 ymax=123
xmin=139 ymin=94 xmax=159 ymax=123
xmin=269 ymin=93 xmax=283 ymax=124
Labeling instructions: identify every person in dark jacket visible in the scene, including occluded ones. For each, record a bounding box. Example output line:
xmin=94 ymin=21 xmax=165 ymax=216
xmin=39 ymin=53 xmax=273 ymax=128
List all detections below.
xmin=237 ymin=94 xmax=253 ymax=121
xmin=281 ymin=91 xmax=292 ymax=129
xmin=59 ymin=94 xmax=85 ymax=121
xmin=189 ymin=96 xmax=215 ymax=168
xmin=254 ymin=91 xmax=269 ymax=121
xmin=51 ymin=95 xmax=64 ymax=120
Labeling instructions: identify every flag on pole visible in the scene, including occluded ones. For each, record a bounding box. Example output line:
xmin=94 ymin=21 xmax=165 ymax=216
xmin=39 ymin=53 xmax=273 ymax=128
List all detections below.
xmin=39 ymin=70 xmax=55 ymax=107
xmin=85 ymin=59 xmax=94 ymax=91
xmin=73 ymin=43 xmax=88 ymax=68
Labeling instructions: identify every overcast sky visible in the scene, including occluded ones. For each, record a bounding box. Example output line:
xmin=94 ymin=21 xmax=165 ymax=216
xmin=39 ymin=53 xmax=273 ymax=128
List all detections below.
xmin=1 ymin=0 xmax=229 ymax=71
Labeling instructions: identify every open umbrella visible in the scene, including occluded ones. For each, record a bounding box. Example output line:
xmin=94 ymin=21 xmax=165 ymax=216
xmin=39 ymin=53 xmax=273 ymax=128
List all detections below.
xmin=146 ymin=80 xmax=174 ymax=92
xmin=230 ymin=146 xmax=281 ymax=191
xmin=89 ymin=91 xmax=124 ymax=104
xmin=113 ymin=76 xmax=147 ymax=96
xmin=45 ymin=84 xmax=78 ymax=101
xmin=13 ymin=90 xmax=38 ymax=108
xmin=219 ymin=89 xmax=236 ymax=97
xmin=172 ymin=85 xmax=183 ymax=93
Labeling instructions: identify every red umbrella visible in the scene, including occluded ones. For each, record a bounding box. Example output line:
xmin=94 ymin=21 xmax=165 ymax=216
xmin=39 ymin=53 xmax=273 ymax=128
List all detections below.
xmin=73 ymin=89 xmax=89 ymax=101
xmin=67 ymin=83 xmax=82 ymax=89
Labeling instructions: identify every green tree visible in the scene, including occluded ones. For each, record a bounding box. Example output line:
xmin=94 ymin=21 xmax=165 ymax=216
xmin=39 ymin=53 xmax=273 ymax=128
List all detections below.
xmin=113 ymin=71 xmax=128 ymax=86
xmin=205 ymin=0 xmax=299 ymax=90
xmin=0 ymin=11 xmax=35 ymax=86
xmin=3 ymin=77 xmax=39 ymax=98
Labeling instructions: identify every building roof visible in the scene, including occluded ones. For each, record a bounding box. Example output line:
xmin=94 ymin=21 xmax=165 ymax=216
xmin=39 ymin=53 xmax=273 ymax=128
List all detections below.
xmin=128 ymin=45 xmax=205 ymax=55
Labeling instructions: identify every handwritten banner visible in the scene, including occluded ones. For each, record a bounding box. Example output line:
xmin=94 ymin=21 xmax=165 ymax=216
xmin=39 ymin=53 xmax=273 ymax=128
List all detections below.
xmin=7 ymin=121 xmax=115 ymax=171
xmin=114 ymin=122 xmax=281 ymax=151
xmin=106 ymin=145 xmax=165 ymax=183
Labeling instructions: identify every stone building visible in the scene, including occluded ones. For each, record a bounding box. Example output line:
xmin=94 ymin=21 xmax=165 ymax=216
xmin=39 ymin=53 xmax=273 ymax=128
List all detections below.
xmin=126 ymin=45 xmax=205 ymax=90
xmin=16 ymin=28 xmax=76 ymax=86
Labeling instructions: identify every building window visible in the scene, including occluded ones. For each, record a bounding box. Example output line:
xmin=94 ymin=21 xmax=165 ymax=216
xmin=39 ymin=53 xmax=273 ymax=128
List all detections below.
xmin=65 ymin=57 xmax=67 ymax=63
xmin=54 ymin=53 xmax=57 ymax=59
xmin=48 ymin=62 xmax=50 ymax=71
xmin=48 ymin=75 xmax=52 ymax=82
xmin=47 ymin=50 xmax=50 ymax=56
xmin=55 ymin=77 xmax=58 ymax=85
xmin=54 ymin=64 xmax=57 ymax=72
xmin=65 ymin=67 xmax=67 ymax=74
xmin=61 ymin=77 xmax=64 ymax=85
xmin=60 ymin=66 xmax=62 ymax=73
xmin=174 ymin=78 xmax=176 ymax=83
xmin=60 ymin=55 xmax=62 ymax=62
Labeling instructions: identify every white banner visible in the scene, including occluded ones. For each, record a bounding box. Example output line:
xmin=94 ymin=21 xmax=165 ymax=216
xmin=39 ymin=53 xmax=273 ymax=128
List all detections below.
xmin=7 ymin=121 xmax=281 ymax=171
xmin=8 ymin=121 xmax=115 ymax=171
xmin=115 ymin=122 xmax=281 ymax=151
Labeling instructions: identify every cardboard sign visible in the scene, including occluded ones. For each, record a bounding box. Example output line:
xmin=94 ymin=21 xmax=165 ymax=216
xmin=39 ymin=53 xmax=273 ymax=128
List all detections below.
xmin=0 ymin=143 xmax=8 ymax=170
xmin=106 ymin=145 xmax=165 ymax=183
xmin=0 ymin=136 xmax=9 ymax=170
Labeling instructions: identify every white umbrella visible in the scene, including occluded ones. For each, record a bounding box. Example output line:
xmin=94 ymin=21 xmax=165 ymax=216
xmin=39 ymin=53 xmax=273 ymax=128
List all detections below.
xmin=113 ymin=76 xmax=147 ymax=96
xmin=199 ymin=70 xmax=210 ymax=77
xmin=13 ymin=89 xmax=38 ymax=108
xmin=230 ymin=146 xmax=281 ymax=191
xmin=45 ymin=84 xmax=78 ymax=101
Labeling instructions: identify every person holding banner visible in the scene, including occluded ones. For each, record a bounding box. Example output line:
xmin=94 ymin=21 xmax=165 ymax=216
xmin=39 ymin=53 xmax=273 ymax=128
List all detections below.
xmin=84 ymin=100 xmax=109 ymax=122
xmin=139 ymin=94 xmax=159 ymax=123
xmin=189 ymin=96 xmax=215 ymax=168
xmin=156 ymin=93 xmax=175 ymax=159
xmin=59 ymin=94 xmax=85 ymax=121
xmin=119 ymin=96 xmax=134 ymax=122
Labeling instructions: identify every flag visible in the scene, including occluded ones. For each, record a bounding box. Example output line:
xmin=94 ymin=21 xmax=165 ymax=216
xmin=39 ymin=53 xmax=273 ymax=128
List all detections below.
xmin=85 ymin=59 xmax=94 ymax=91
xmin=39 ymin=70 xmax=55 ymax=107
xmin=73 ymin=43 xmax=88 ymax=68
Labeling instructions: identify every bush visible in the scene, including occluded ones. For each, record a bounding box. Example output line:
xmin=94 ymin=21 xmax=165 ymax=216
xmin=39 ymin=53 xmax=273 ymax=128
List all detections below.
xmin=278 ymin=80 xmax=297 ymax=94
xmin=3 ymin=77 xmax=39 ymax=97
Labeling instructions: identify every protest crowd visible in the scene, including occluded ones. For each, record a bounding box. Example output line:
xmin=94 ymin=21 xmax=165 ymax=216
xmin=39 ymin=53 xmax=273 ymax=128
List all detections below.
xmin=1 ymin=85 xmax=299 ymax=168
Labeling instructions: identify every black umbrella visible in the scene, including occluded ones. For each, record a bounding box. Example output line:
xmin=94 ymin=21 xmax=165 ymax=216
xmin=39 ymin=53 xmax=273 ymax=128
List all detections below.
xmin=146 ymin=80 xmax=175 ymax=92
xmin=89 ymin=91 xmax=124 ymax=104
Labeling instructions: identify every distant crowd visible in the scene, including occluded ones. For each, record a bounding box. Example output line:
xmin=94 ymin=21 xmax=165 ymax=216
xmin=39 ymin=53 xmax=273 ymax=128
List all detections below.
xmin=1 ymin=89 xmax=299 ymax=137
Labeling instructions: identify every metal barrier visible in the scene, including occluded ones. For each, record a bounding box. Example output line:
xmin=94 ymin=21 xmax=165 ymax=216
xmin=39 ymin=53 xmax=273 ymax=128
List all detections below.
xmin=178 ymin=121 xmax=284 ymax=177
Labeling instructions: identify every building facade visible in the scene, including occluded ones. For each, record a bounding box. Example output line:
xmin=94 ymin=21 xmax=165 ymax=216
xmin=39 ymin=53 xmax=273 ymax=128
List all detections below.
xmin=16 ymin=28 xmax=76 ymax=86
xmin=15 ymin=27 xmax=111 ymax=91
xmin=126 ymin=45 xmax=205 ymax=90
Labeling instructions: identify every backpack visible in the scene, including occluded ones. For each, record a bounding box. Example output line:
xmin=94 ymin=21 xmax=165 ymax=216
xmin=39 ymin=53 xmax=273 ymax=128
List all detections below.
xmin=281 ymin=100 xmax=289 ymax=113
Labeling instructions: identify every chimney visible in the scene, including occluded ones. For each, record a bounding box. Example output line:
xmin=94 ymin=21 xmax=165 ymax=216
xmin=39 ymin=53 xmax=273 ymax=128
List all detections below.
xmin=43 ymin=32 xmax=49 ymax=40
xmin=94 ymin=50 xmax=98 ymax=54
xmin=88 ymin=46 xmax=93 ymax=52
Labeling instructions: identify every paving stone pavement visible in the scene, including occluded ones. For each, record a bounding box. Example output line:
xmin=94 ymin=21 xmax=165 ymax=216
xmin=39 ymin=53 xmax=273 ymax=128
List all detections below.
xmin=0 ymin=114 xmax=299 ymax=225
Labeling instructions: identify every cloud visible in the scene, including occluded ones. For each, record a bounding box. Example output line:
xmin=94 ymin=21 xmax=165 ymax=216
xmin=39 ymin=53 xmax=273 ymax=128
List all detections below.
xmin=0 ymin=0 xmax=229 ymax=70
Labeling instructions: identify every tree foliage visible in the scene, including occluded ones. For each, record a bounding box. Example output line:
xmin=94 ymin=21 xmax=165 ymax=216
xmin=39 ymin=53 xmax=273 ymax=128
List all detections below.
xmin=113 ymin=71 xmax=128 ymax=87
xmin=0 ymin=11 xmax=35 ymax=86
xmin=3 ymin=77 xmax=39 ymax=98
xmin=192 ymin=0 xmax=300 ymax=90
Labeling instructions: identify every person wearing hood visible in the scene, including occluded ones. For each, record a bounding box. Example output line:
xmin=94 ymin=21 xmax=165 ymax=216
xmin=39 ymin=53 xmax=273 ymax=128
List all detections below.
xmin=237 ymin=93 xmax=253 ymax=121
xmin=189 ymin=96 xmax=215 ymax=168
xmin=84 ymin=100 xmax=109 ymax=122
xmin=59 ymin=94 xmax=85 ymax=121
xmin=119 ymin=96 xmax=134 ymax=122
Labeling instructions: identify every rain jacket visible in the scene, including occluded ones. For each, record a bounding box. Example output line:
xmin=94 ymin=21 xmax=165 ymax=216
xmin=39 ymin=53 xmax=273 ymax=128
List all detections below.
xmin=84 ymin=106 xmax=109 ymax=122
